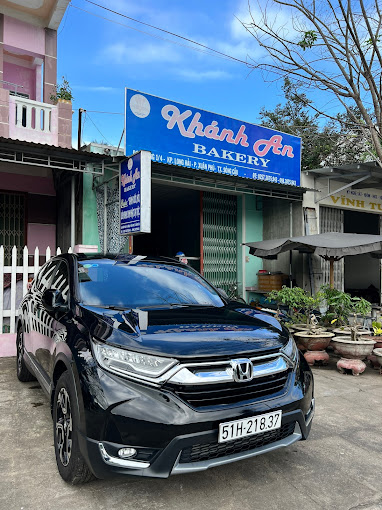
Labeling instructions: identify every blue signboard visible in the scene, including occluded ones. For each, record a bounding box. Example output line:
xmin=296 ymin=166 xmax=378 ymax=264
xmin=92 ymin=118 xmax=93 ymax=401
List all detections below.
xmin=125 ymin=89 xmax=301 ymax=186
xmin=120 ymin=151 xmax=151 ymax=235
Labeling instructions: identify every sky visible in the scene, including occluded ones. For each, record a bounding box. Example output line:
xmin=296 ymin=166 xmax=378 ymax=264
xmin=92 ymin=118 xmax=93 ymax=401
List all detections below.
xmin=56 ymin=0 xmax=309 ymax=149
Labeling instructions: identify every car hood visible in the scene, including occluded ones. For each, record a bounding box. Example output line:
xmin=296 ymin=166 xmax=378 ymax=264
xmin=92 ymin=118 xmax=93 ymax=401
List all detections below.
xmin=80 ymin=304 xmax=289 ymax=360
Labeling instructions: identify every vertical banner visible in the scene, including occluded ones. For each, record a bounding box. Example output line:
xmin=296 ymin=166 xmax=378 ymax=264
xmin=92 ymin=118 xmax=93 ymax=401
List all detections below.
xmin=120 ymin=150 xmax=151 ymax=235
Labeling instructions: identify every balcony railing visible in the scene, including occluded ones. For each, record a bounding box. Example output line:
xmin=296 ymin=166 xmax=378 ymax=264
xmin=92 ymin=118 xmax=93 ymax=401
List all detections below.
xmin=9 ymin=96 xmax=58 ymax=145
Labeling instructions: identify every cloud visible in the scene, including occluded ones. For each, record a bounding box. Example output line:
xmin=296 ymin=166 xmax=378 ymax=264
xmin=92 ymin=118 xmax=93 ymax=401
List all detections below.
xmin=102 ymin=41 xmax=180 ymax=64
xmin=73 ymin=85 xmax=118 ymax=92
xmin=176 ymin=69 xmax=233 ymax=81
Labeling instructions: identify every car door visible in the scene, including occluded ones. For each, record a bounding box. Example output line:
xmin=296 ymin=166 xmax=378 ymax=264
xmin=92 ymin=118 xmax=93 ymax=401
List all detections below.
xmin=37 ymin=259 xmax=71 ymax=378
xmin=23 ymin=260 xmax=59 ymax=367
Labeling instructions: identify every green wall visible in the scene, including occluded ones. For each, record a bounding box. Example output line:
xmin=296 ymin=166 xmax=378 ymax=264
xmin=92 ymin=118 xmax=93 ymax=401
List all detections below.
xmin=82 ymin=172 xmax=100 ymax=248
xmin=237 ymin=195 xmax=263 ymax=300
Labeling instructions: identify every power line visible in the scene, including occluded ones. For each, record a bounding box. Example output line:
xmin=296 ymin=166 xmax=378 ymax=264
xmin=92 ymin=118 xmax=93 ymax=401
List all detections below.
xmin=70 ymin=4 xmax=235 ymax=63
xmin=85 ymin=110 xmax=124 ymax=115
xmin=79 ymin=0 xmax=251 ymax=67
xmin=85 ymin=112 xmax=112 ymax=145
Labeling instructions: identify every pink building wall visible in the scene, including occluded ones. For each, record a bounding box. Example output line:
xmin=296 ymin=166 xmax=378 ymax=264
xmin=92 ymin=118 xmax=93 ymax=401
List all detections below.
xmin=3 ymin=61 xmax=36 ymax=99
xmin=3 ymin=16 xmax=45 ymax=57
xmin=0 ymin=171 xmax=55 ymax=195
xmin=27 ymin=223 xmax=56 ymax=253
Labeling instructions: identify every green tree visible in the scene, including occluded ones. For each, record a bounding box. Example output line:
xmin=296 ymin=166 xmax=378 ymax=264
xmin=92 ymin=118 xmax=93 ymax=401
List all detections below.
xmin=259 ymin=78 xmax=338 ymax=169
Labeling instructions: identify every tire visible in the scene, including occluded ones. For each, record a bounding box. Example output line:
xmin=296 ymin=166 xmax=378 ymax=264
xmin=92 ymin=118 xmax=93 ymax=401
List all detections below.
xmin=53 ymin=371 xmax=95 ymax=484
xmin=16 ymin=327 xmax=36 ymax=382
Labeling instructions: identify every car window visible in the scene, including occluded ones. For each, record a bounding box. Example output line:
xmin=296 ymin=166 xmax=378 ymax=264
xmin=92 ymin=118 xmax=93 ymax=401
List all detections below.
xmin=50 ymin=261 xmax=70 ymax=303
xmin=78 ymin=259 xmax=224 ymax=309
xmin=34 ymin=261 xmax=58 ymax=293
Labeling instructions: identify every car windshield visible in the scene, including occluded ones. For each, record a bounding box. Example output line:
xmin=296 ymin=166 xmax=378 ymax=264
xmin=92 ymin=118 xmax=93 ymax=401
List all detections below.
xmin=78 ymin=258 xmax=224 ymax=309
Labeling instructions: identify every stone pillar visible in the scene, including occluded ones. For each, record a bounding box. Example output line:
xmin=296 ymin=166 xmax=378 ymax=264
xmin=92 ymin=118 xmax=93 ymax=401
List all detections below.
xmin=43 ymin=28 xmax=57 ymax=104
xmin=0 ymin=13 xmax=8 ymax=138
xmin=57 ymin=100 xmax=72 ymax=148
xmin=0 ymin=88 xmax=10 ymax=138
xmin=0 ymin=14 xmax=4 ymax=88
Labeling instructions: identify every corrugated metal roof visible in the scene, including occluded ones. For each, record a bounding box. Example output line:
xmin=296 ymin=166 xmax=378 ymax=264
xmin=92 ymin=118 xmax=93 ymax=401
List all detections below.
xmin=0 ymin=137 xmax=113 ymax=162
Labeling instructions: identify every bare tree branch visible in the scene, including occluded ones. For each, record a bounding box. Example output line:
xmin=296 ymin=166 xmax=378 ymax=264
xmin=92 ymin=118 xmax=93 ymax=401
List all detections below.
xmin=242 ymin=0 xmax=382 ymax=162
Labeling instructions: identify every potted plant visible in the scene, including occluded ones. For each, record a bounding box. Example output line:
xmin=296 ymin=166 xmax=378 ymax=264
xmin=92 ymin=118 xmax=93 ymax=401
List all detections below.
xmin=50 ymin=77 xmax=73 ymax=104
xmin=267 ymin=286 xmax=323 ymax=331
xmin=332 ymin=324 xmax=376 ymax=375
xmin=367 ymin=321 xmax=382 ymax=369
xmin=320 ymin=285 xmax=354 ymax=328
xmin=293 ymin=314 xmax=334 ymax=365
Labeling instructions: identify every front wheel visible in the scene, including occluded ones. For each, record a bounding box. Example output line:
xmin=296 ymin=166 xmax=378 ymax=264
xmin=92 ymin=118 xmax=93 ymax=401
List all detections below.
xmin=53 ymin=371 xmax=95 ymax=484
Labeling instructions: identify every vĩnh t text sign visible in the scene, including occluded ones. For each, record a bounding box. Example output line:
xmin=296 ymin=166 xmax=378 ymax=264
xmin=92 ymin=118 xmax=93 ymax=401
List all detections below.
xmin=120 ymin=150 xmax=151 ymax=235
xmin=125 ymin=89 xmax=301 ymax=186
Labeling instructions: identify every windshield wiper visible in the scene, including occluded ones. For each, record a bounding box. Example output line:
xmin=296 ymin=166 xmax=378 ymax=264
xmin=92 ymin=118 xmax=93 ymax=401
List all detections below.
xmin=82 ymin=304 xmax=131 ymax=311
xmin=167 ymin=303 xmax=216 ymax=307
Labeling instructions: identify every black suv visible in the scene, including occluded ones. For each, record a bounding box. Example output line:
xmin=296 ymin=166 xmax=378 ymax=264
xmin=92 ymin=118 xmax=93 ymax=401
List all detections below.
xmin=16 ymin=254 xmax=314 ymax=484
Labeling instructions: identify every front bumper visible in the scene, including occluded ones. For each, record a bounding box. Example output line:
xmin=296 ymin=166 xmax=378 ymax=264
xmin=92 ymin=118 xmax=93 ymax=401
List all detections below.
xmin=75 ymin=350 xmax=314 ymax=479
xmin=79 ymin=400 xmax=314 ymax=479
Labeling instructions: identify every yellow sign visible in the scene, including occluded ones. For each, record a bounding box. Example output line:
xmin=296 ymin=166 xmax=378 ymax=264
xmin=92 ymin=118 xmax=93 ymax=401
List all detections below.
xmin=321 ymin=188 xmax=382 ymax=213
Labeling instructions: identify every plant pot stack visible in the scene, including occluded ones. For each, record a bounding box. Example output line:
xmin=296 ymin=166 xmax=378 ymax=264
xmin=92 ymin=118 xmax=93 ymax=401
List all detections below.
xmin=331 ymin=335 xmax=376 ymax=376
xmin=294 ymin=329 xmax=334 ymax=366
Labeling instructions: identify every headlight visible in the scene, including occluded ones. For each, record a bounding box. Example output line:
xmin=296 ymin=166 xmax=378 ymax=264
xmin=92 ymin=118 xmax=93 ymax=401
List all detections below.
xmin=92 ymin=340 xmax=178 ymax=379
xmin=281 ymin=336 xmax=298 ymax=364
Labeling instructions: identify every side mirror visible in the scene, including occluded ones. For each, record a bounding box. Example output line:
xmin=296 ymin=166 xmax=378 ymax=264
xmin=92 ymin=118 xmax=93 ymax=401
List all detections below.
xmin=216 ymin=287 xmax=229 ymax=300
xmin=42 ymin=289 xmax=68 ymax=315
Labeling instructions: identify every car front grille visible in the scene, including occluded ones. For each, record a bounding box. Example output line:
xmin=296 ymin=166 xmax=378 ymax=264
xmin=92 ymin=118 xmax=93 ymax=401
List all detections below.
xmin=165 ymin=371 xmax=289 ymax=409
xmin=179 ymin=422 xmax=295 ymax=464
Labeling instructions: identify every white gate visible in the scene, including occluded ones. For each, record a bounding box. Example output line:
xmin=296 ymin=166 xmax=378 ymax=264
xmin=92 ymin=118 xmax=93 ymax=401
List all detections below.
xmin=0 ymin=245 xmax=69 ymax=334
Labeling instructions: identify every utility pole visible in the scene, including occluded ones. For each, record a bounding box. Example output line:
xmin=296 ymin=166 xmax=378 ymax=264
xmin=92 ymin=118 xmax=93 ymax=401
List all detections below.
xmin=77 ymin=108 xmax=85 ymax=150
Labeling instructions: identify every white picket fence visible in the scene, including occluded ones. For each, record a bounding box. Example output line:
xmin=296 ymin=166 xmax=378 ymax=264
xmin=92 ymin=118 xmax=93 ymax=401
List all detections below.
xmin=0 ymin=245 xmax=72 ymax=335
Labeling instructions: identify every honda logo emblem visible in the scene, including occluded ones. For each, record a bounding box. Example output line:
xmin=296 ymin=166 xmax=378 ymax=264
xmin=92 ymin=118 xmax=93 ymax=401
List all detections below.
xmin=230 ymin=359 xmax=254 ymax=383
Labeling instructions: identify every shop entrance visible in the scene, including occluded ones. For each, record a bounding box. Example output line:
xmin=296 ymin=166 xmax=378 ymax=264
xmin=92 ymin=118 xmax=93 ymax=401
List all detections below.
xmin=344 ymin=210 xmax=380 ymax=303
xmin=133 ymin=183 xmax=201 ymax=271
xmin=132 ymin=182 xmax=238 ymax=292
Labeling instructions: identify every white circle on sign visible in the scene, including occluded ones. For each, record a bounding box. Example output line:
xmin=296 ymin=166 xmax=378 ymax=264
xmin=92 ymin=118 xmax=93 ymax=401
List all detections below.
xmin=128 ymin=158 xmax=133 ymax=170
xmin=130 ymin=94 xmax=150 ymax=118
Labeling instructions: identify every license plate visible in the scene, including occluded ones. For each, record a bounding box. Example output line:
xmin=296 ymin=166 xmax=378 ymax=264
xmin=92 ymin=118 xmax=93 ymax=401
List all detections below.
xmin=218 ymin=410 xmax=282 ymax=443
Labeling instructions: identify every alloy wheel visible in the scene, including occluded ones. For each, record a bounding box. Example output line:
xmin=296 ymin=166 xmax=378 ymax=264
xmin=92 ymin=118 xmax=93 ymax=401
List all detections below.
xmin=55 ymin=388 xmax=73 ymax=467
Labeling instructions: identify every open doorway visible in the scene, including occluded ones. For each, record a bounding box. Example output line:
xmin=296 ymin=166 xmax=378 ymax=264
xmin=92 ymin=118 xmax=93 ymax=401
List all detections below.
xmin=133 ymin=183 xmax=201 ymax=272
xmin=344 ymin=210 xmax=380 ymax=303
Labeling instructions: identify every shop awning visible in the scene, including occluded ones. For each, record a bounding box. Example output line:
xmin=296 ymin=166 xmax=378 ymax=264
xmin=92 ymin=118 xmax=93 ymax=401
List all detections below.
xmin=0 ymin=137 xmax=115 ymax=174
xmin=304 ymin=161 xmax=382 ymax=201
xmin=244 ymin=232 xmax=382 ymax=288
xmin=151 ymin=162 xmax=310 ymax=201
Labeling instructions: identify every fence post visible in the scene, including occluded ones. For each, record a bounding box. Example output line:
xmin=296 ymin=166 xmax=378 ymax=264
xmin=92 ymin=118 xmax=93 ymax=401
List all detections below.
xmin=0 ymin=246 xmax=3 ymax=334
xmin=22 ymin=246 xmax=28 ymax=302
xmin=10 ymin=246 xmax=17 ymax=334
xmin=34 ymin=247 xmax=39 ymax=277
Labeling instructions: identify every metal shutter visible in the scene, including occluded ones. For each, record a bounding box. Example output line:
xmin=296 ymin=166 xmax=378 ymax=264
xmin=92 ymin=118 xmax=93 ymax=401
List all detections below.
xmin=320 ymin=206 xmax=344 ymax=290
xmin=202 ymin=192 xmax=237 ymax=292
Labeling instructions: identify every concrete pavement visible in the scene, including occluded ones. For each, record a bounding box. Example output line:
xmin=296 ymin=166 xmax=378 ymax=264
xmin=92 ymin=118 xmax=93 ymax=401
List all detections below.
xmin=1 ymin=355 xmax=382 ymax=510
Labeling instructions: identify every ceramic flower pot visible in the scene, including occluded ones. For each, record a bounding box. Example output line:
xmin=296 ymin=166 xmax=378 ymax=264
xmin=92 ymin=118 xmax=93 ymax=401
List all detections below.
xmin=331 ymin=336 xmax=376 ymax=360
xmin=333 ymin=328 xmax=370 ymax=336
xmin=293 ymin=331 xmax=334 ymax=351
xmin=372 ymin=348 xmax=382 ymax=373
xmin=292 ymin=324 xmax=327 ymax=332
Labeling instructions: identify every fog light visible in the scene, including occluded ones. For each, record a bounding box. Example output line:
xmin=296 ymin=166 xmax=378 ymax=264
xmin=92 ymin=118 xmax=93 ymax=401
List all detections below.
xmin=118 ymin=447 xmax=137 ymax=458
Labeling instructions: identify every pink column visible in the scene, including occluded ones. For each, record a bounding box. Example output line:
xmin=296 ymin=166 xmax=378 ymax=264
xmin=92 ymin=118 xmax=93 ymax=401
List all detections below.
xmin=58 ymin=101 xmax=72 ymax=148
xmin=43 ymin=28 xmax=57 ymax=104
